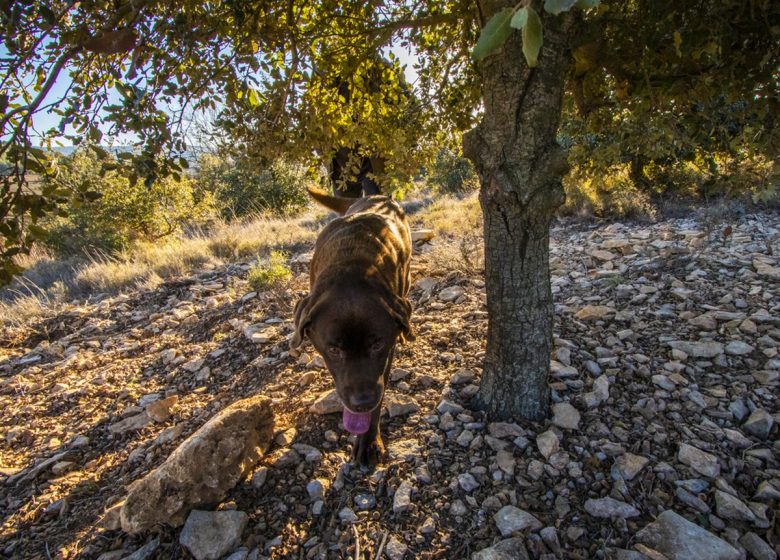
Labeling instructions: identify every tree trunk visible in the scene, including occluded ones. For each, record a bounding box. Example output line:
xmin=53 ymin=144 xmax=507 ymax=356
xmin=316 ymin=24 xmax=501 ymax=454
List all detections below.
xmin=463 ymin=2 xmax=573 ymax=421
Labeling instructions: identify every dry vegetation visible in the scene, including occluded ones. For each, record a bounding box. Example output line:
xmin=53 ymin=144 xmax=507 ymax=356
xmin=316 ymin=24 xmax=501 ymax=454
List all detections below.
xmin=0 ymin=194 xmax=482 ymax=329
xmin=0 ymin=210 xmax=329 ymax=327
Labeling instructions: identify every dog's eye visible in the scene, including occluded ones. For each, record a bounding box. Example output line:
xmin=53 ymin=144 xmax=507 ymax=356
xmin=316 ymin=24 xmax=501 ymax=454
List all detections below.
xmin=327 ymin=346 xmax=343 ymax=358
xmin=370 ymin=340 xmax=385 ymax=353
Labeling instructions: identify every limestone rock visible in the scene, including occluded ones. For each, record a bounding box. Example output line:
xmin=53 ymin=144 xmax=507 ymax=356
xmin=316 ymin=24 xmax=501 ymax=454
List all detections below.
xmin=678 ymin=443 xmax=720 ymax=478
xmin=179 ymin=510 xmax=248 ymax=560
xmin=472 ymin=538 xmax=530 ymax=560
xmin=551 ymin=402 xmax=580 ymax=430
xmin=635 ymin=510 xmax=739 ymax=560
xmin=584 ymin=497 xmax=640 ymax=519
xmin=120 ymin=395 xmax=273 ymax=533
xmin=495 ymin=505 xmax=542 ymax=536
xmin=309 ymin=390 xmax=343 ymax=415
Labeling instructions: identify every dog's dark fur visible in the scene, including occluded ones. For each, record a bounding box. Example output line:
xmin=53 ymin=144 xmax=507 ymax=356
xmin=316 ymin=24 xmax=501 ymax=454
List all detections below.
xmin=291 ymin=188 xmax=414 ymax=464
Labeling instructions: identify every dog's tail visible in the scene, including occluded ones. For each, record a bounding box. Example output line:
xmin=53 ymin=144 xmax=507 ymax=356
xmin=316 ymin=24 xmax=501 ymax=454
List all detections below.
xmin=307 ymin=187 xmax=359 ymax=215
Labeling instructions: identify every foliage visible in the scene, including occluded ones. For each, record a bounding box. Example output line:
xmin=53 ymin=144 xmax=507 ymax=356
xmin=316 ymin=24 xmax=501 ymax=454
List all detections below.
xmin=559 ymin=1 xmax=780 ymax=208
xmin=429 ymin=149 xmax=478 ymax=196
xmin=196 ymin=155 xmax=310 ymax=218
xmin=247 ymin=250 xmax=292 ymax=292
xmin=43 ymin=148 xmax=212 ymax=255
xmin=1 ymin=0 xmax=778 ymax=275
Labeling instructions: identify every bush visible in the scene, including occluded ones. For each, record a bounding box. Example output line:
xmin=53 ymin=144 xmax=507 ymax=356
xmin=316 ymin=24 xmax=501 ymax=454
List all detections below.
xmin=197 ymin=155 xmax=310 ymax=219
xmin=247 ymin=251 xmax=292 ymax=292
xmin=43 ymin=148 xmax=213 ymax=255
xmin=429 ymin=149 xmax=478 ymax=196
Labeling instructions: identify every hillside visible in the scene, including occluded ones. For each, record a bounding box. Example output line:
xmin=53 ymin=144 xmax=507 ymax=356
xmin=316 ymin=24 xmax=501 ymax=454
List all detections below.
xmin=1 ymin=200 xmax=779 ymax=560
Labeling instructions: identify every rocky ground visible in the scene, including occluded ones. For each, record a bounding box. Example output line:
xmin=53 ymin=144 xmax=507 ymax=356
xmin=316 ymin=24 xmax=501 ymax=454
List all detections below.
xmin=1 ymin=208 xmax=779 ymax=560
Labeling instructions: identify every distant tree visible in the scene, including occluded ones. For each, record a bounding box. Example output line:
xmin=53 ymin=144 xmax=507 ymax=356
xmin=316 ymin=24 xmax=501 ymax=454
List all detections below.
xmin=1 ymin=0 xmax=777 ymax=419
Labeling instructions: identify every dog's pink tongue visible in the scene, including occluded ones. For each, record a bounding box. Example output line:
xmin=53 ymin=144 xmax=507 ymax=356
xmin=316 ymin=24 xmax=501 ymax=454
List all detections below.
xmin=343 ymin=409 xmax=371 ymax=434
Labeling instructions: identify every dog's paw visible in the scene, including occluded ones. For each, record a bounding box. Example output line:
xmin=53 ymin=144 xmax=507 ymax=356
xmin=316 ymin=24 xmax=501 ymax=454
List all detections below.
xmin=351 ymin=432 xmax=385 ymax=466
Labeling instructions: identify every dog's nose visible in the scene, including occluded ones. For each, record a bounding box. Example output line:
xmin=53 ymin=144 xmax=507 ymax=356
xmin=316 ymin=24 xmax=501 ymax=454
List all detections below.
xmin=348 ymin=391 xmax=378 ymax=412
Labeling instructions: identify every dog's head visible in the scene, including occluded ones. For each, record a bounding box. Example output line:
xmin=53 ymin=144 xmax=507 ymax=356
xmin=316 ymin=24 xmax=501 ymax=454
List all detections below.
xmin=291 ymin=282 xmax=413 ymax=414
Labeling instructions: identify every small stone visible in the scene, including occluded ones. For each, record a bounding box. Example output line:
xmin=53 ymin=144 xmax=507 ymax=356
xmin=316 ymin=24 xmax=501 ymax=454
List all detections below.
xmin=108 ymin=412 xmax=151 ymax=434
xmin=584 ymin=497 xmax=640 ymax=519
xmin=122 ymin=538 xmax=160 ymax=560
xmin=743 ymin=408 xmax=774 ymax=439
xmin=489 ymin=422 xmax=525 ymax=438
xmin=540 ymin=527 xmax=561 ymax=556
xmin=437 ymin=399 xmax=465 ymax=414
xmin=146 ymin=396 xmax=178 ymax=422
xmin=309 ymin=390 xmax=343 ymax=415
xmin=614 ymin=453 xmax=650 ymax=481
xmin=306 ymin=479 xmax=327 ymax=501
xmin=536 ymin=430 xmax=559 ymax=460
xmin=384 ymin=536 xmax=408 ymax=560
xmin=251 ymin=468 xmax=268 ymax=489
xmin=652 ymin=374 xmax=676 ymax=391
xmin=391 ymin=368 xmax=410 ymax=381
xmin=458 ymin=473 xmax=480 ymax=493
xmin=472 ymin=538 xmax=529 ymax=560
xmin=494 ymin=505 xmax=543 ymax=536
xmin=274 ymin=427 xmax=297 ymax=447
xmin=182 ymin=358 xmax=205 ymax=372
xmin=754 ymin=481 xmax=780 ymax=501
xmin=338 ymin=507 xmax=358 ymax=524
xmin=386 ymin=394 xmax=420 ymax=417
xmin=739 ymin=532 xmax=777 ymax=560
xmin=551 ymin=402 xmax=580 ymax=430
xmin=51 ymin=461 xmax=74 ymax=476
xmin=667 ymin=341 xmax=724 ymax=358
xmin=179 ymin=510 xmax=248 ymax=560
xmin=678 ymin=443 xmax=720 ymax=478
xmin=575 ymin=305 xmax=615 ymax=321
xmin=393 ymin=480 xmax=414 ymax=513
xmin=725 ymin=341 xmax=754 ymax=356
xmin=714 ymin=490 xmax=756 ymax=522
xmin=636 ymin=510 xmax=739 ymax=560
xmin=450 ymin=499 xmax=468 ymax=516
xmin=451 ymin=368 xmax=476 ymax=384
xmin=420 ymin=517 xmax=436 ymax=534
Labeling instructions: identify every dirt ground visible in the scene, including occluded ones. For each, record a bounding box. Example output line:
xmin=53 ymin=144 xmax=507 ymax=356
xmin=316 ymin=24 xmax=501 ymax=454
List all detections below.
xmin=1 ymin=208 xmax=779 ymax=559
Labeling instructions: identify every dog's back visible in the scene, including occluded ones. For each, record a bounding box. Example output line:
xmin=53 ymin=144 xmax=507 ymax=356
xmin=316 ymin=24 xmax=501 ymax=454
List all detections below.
xmin=308 ymin=190 xmax=411 ymax=299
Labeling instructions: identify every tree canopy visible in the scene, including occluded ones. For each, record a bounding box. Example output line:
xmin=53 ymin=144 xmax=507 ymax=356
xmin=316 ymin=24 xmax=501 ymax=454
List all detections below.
xmin=1 ymin=0 xmax=777 ymax=282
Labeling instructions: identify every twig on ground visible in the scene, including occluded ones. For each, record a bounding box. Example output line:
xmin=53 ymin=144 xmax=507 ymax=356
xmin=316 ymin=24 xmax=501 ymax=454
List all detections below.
xmin=352 ymin=523 xmax=361 ymax=559
xmin=373 ymin=530 xmax=388 ymax=560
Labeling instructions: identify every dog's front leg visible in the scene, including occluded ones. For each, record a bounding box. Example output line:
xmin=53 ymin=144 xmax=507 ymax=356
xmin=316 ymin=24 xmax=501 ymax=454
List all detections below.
xmin=351 ymin=399 xmax=385 ymax=466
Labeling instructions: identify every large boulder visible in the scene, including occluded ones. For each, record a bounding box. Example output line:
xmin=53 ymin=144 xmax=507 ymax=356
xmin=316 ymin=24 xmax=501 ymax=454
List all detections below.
xmin=120 ymin=395 xmax=274 ymax=533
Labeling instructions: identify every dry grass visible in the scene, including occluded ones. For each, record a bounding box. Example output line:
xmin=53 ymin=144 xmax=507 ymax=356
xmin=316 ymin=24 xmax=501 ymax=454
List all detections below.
xmin=0 ymin=194 xmax=480 ymax=327
xmin=0 ymin=211 xmax=323 ymax=326
xmin=412 ymin=192 xmax=481 ymax=238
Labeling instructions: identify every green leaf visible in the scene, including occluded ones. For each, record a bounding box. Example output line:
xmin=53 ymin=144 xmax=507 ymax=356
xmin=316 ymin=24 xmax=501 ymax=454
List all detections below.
xmin=522 ymin=7 xmax=543 ymax=67
xmin=544 ymin=0 xmax=577 ymax=15
xmin=510 ymin=8 xmax=528 ymax=30
xmin=28 ymin=224 xmax=49 ymax=239
xmin=575 ymin=0 xmax=600 ymax=8
xmin=472 ymin=8 xmax=515 ymax=62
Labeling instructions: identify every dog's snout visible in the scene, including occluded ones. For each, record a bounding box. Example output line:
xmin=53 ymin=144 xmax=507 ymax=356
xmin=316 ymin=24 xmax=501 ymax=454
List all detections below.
xmin=348 ymin=391 xmax=379 ymax=412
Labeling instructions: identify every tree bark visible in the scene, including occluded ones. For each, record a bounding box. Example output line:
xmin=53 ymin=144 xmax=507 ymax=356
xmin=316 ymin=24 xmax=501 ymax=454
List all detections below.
xmin=463 ymin=2 xmax=573 ymax=421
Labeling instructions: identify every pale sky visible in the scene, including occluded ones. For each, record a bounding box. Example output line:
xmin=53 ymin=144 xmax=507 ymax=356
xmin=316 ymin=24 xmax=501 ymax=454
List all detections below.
xmin=29 ymin=44 xmax=420 ymax=148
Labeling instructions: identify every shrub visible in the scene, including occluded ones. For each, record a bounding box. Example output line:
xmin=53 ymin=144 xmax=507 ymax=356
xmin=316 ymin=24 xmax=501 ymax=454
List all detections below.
xmin=247 ymin=251 xmax=292 ymax=292
xmin=429 ymin=149 xmax=478 ymax=196
xmin=197 ymin=155 xmax=310 ymax=219
xmin=43 ymin=148 xmax=213 ymax=255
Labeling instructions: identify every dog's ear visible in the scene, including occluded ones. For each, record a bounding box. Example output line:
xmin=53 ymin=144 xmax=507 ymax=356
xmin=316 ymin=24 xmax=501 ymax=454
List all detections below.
xmin=291 ymin=294 xmax=315 ymax=349
xmin=383 ymin=294 xmax=415 ymax=343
